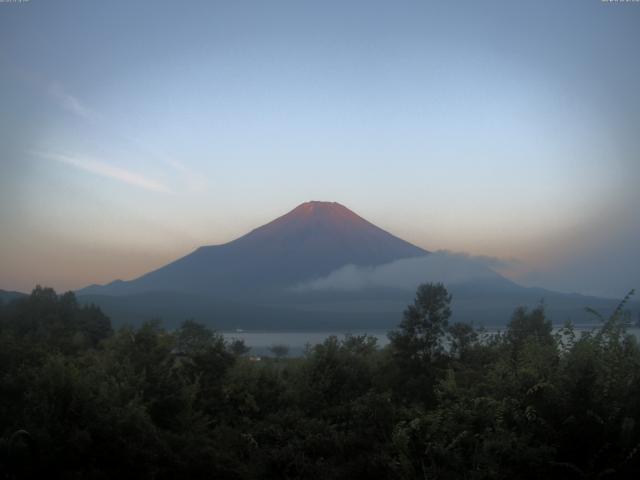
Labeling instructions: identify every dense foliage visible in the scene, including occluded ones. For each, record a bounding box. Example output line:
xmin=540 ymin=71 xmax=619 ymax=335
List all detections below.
xmin=1 ymin=284 xmax=639 ymax=479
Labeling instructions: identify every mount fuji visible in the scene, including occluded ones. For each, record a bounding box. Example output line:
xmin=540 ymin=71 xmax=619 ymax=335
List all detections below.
xmin=77 ymin=202 xmax=630 ymax=329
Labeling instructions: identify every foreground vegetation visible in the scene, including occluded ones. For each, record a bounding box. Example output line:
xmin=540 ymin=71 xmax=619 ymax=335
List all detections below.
xmin=1 ymin=285 xmax=639 ymax=479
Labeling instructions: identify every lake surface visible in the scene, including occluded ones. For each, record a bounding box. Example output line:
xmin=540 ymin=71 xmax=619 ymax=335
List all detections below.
xmin=223 ymin=330 xmax=390 ymax=356
xmin=223 ymin=326 xmax=640 ymax=357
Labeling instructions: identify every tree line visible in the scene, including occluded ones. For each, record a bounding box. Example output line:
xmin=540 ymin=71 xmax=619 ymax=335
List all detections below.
xmin=0 ymin=284 xmax=639 ymax=479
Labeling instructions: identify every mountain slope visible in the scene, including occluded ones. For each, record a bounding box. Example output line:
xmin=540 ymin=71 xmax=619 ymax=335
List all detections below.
xmin=75 ymin=201 xmax=639 ymax=328
xmin=79 ymin=201 xmax=428 ymax=297
xmin=0 ymin=289 xmax=27 ymax=304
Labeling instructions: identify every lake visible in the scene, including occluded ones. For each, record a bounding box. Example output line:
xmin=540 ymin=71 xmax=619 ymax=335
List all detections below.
xmin=223 ymin=325 xmax=640 ymax=357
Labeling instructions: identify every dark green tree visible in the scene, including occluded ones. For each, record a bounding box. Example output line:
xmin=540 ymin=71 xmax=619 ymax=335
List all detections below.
xmin=228 ymin=338 xmax=251 ymax=356
xmin=447 ymin=321 xmax=478 ymax=359
xmin=269 ymin=344 xmax=290 ymax=359
xmin=389 ymin=282 xmax=452 ymax=364
xmin=387 ymin=283 xmax=452 ymax=405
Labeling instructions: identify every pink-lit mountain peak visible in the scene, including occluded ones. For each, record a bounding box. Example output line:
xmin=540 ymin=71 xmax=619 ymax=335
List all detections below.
xmin=290 ymin=201 xmax=359 ymax=219
xmin=278 ymin=200 xmax=365 ymax=224
xmin=227 ymin=201 xmax=429 ymax=276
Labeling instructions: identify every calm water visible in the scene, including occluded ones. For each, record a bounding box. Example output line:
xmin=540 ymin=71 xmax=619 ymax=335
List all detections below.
xmin=223 ymin=326 xmax=640 ymax=357
xmin=223 ymin=330 xmax=390 ymax=356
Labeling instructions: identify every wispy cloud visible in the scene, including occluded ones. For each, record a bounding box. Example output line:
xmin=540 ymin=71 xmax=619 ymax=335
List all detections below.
xmin=166 ymin=158 xmax=208 ymax=193
xmin=113 ymin=134 xmax=209 ymax=194
xmin=35 ymin=152 xmax=171 ymax=193
xmin=293 ymin=251 xmax=517 ymax=292
xmin=48 ymin=84 xmax=97 ymax=121
xmin=44 ymin=80 xmax=208 ymax=194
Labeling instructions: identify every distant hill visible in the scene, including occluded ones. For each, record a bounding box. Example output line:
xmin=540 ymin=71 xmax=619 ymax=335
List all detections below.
xmin=0 ymin=289 xmax=27 ymax=304
xmin=76 ymin=201 xmax=638 ymax=328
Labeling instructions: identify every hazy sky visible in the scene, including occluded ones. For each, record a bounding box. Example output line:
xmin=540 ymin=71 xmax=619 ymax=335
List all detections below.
xmin=1 ymin=0 xmax=638 ymax=298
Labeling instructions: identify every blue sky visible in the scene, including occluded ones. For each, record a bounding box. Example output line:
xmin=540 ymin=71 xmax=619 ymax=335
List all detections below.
xmin=1 ymin=0 xmax=639 ymax=297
